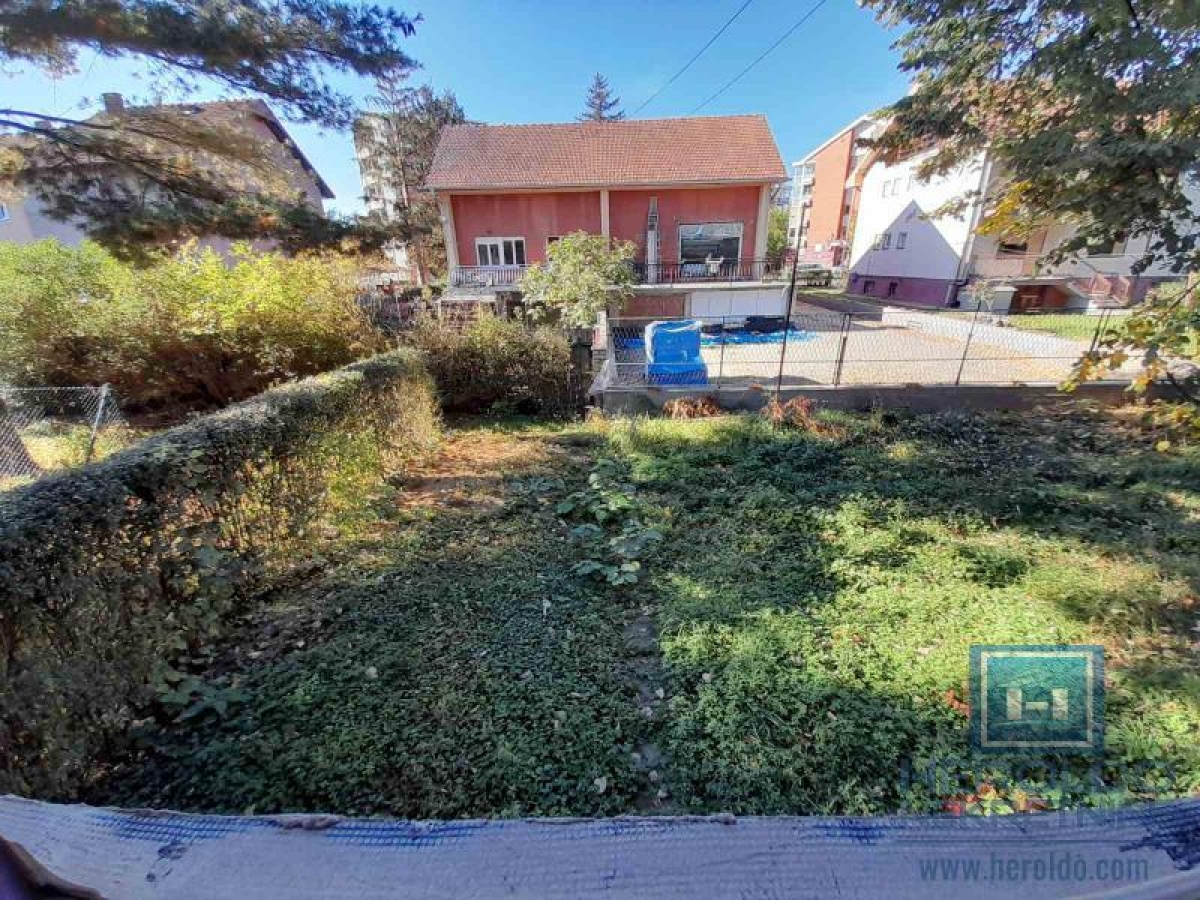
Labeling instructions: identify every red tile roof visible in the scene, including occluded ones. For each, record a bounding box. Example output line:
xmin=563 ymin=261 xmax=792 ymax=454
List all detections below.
xmin=425 ymin=115 xmax=787 ymax=191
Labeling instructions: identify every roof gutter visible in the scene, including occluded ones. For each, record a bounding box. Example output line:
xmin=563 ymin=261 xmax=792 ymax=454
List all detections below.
xmin=423 ymin=177 xmax=788 ymax=194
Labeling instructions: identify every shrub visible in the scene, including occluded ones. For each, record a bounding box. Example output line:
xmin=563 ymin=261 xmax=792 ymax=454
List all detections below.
xmin=407 ymin=315 xmax=581 ymax=415
xmin=0 ymin=349 xmax=439 ymax=798
xmin=518 ymin=231 xmax=636 ymax=327
xmin=0 ymin=240 xmax=388 ymax=413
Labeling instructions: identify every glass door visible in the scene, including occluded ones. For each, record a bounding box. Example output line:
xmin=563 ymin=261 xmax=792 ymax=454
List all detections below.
xmin=476 ymin=238 xmax=525 ymax=266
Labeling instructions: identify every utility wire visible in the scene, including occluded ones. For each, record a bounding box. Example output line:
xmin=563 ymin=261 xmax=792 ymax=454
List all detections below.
xmin=631 ymin=0 xmax=755 ymax=116
xmin=690 ymin=0 xmax=830 ymax=114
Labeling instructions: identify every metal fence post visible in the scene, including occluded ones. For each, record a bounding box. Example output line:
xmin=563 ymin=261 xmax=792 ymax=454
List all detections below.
xmin=832 ymin=314 xmax=851 ymax=386
xmin=715 ymin=317 xmax=727 ymax=391
xmin=1087 ymin=309 xmax=1111 ymax=356
xmin=84 ymin=384 xmax=109 ymax=464
xmin=954 ymin=307 xmax=981 ymax=386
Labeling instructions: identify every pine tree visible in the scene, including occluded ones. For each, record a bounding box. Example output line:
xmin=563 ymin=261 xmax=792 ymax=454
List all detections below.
xmin=0 ymin=0 xmax=420 ymax=256
xmin=356 ymin=74 xmax=467 ymax=283
xmin=577 ymin=74 xmax=626 ymax=122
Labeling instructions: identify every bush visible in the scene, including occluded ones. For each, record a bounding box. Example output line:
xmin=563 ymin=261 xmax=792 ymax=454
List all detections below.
xmin=518 ymin=231 xmax=636 ymax=327
xmin=0 ymin=349 xmax=439 ymax=798
xmin=407 ymin=315 xmax=581 ymax=415
xmin=0 ymin=240 xmax=388 ymax=413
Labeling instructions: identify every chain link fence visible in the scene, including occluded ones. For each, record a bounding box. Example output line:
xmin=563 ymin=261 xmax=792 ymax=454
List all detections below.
xmin=0 ymin=385 xmax=130 ymax=488
xmin=596 ymin=306 xmax=1137 ymax=392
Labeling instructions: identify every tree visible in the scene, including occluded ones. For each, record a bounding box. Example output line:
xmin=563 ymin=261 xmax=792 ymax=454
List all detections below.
xmin=518 ymin=232 xmax=636 ymax=327
xmin=0 ymin=0 xmax=422 ymax=256
xmin=577 ymin=74 xmax=625 ymax=123
xmin=355 ymin=74 xmax=467 ymax=283
xmin=863 ymin=0 xmax=1200 ymax=440
xmin=766 ymin=208 xmax=789 ymax=264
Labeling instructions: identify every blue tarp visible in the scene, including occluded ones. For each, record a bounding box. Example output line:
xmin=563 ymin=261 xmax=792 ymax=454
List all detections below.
xmin=614 ymin=326 xmax=816 ymax=352
xmin=2 ymin=795 xmax=1199 ymax=899
xmin=645 ymin=320 xmax=707 ymax=386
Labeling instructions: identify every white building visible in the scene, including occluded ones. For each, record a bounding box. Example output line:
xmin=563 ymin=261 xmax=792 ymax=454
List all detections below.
xmin=352 ymin=113 xmax=418 ymax=280
xmin=847 ymin=145 xmax=1190 ymax=310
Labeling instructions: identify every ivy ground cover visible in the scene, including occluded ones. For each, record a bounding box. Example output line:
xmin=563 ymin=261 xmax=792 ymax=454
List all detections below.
xmin=90 ymin=407 xmax=1200 ymax=817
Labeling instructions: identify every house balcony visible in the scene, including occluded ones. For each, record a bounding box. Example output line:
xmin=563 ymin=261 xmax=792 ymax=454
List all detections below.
xmin=629 ymin=257 xmax=787 ymax=285
xmin=969 ymin=250 xmax=1047 ymax=279
xmin=448 ymin=258 xmax=789 ymax=292
xmin=450 ymin=265 xmax=527 ymax=289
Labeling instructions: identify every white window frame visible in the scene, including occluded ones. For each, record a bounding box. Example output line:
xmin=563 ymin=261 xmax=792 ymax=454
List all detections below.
xmin=879 ymin=232 xmax=893 ymax=250
xmin=475 ymin=236 xmax=526 ymax=267
xmin=896 ymin=231 xmax=908 ymax=250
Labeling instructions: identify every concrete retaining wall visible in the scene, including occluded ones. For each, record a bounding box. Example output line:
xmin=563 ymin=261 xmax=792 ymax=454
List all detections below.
xmin=598 ymin=381 xmax=1155 ymax=416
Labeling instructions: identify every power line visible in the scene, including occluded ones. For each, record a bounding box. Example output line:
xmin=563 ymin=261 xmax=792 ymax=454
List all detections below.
xmin=631 ymin=0 xmax=756 ymax=116
xmin=690 ymin=0 xmax=830 ymax=114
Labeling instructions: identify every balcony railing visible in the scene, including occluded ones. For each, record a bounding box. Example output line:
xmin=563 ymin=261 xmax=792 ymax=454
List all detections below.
xmin=450 ymin=265 xmax=528 ymax=288
xmin=449 ymin=257 xmax=795 ymax=290
xmin=629 ymin=257 xmax=788 ymax=284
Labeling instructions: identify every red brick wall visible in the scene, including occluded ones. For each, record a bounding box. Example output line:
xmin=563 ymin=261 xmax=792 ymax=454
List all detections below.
xmin=449 ymin=184 xmax=765 ymax=267
xmin=806 ymin=132 xmax=854 ymax=250
xmin=619 ymin=293 xmax=687 ymax=318
xmin=608 ymin=186 xmax=762 ymax=262
xmin=451 ymin=191 xmax=602 ymax=265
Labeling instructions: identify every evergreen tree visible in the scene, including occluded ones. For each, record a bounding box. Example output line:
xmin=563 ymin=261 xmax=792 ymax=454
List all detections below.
xmin=577 ymin=74 xmax=626 ymax=122
xmin=0 ymin=0 xmax=421 ymax=256
xmin=356 ymin=74 xmax=468 ymax=282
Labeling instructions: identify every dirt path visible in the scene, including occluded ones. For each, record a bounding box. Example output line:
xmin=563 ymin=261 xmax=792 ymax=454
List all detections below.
xmin=397 ymin=429 xmax=545 ymax=507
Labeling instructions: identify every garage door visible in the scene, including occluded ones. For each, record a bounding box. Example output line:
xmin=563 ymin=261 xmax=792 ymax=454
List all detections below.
xmin=689 ymin=288 xmax=787 ymax=319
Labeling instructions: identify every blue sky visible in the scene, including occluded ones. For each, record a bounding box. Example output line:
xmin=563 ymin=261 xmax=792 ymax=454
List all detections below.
xmin=4 ymin=0 xmax=910 ymax=216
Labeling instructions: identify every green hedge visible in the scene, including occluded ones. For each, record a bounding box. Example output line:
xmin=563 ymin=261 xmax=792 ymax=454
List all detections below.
xmin=407 ymin=315 xmax=581 ymax=416
xmin=0 ymin=349 xmax=440 ymax=797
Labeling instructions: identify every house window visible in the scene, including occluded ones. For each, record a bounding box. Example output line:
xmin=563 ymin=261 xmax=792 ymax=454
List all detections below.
xmin=476 ymin=237 xmax=526 ymax=267
xmin=546 ymin=236 xmax=561 ymax=252
xmin=878 ymin=232 xmax=893 ymax=250
xmin=998 ymin=238 xmax=1028 ymax=255
xmin=863 ymin=279 xmax=876 ymax=294
xmin=887 ymin=281 xmax=899 ymax=297
xmin=0 ymin=202 xmax=9 ymax=223
xmin=896 ymin=232 xmax=908 ymax=250
xmin=678 ymin=222 xmax=742 ymax=264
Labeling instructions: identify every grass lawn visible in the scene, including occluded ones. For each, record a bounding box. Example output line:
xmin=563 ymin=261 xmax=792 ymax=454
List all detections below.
xmin=90 ymin=406 xmax=1200 ymax=818
xmin=1003 ymin=313 xmax=1111 ymax=342
xmin=1 ymin=421 xmax=143 ymax=491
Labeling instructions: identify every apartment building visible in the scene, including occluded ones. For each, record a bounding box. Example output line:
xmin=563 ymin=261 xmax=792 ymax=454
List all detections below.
xmin=787 ymin=115 xmax=877 ymax=267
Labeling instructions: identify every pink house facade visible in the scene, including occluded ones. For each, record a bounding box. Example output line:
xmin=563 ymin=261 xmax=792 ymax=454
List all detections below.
xmin=426 ymin=116 xmax=789 ymax=319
